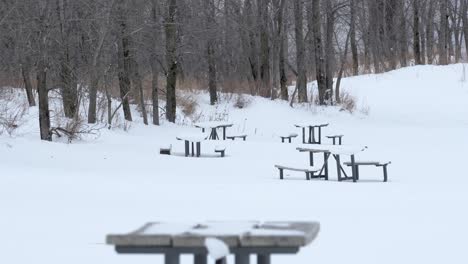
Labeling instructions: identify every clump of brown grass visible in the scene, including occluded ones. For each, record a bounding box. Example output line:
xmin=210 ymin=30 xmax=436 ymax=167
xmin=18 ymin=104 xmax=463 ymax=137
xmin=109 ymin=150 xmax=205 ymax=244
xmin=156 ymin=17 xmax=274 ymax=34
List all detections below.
xmin=338 ymin=92 xmax=357 ymax=113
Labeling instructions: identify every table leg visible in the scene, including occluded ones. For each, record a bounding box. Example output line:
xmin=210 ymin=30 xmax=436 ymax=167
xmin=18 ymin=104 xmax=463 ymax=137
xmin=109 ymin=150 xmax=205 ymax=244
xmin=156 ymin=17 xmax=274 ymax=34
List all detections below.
xmin=201 ymin=128 xmax=205 ymax=133
xmin=191 ymin=142 xmax=195 ymax=157
xmin=222 ymin=126 xmax=226 ymax=140
xmin=165 ymin=253 xmax=180 ymax=264
xmin=309 ymin=152 xmax=314 ymax=166
xmin=332 ymin=138 xmax=336 ymax=145
xmin=324 ymin=152 xmax=329 ymax=180
xmin=339 ymin=137 xmax=342 ymax=145
xmin=235 ymin=253 xmax=250 ymax=264
xmin=215 ymin=258 xmax=227 ymax=264
xmin=196 ymin=142 xmax=201 ymax=157
xmin=184 ymin=141 xmax=189 ymax=157
xmin=318 ymin=127 xmax=322 ymax=144
xmin=335 ymin=154 xmax=342 ymax=181
xmin=257 ymin=254 xmax=271 ymax=264
xmin=194 ymin=254 xmax=207 ymax=264
xmin=350 ymin=154 xmax=357 ymax=182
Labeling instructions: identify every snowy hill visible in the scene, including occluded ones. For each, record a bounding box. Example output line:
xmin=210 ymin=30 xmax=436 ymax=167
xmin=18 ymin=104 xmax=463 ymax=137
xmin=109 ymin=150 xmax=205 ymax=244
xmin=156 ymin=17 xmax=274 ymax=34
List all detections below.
xmin=1 ymin=64 xmax=468 ymax=264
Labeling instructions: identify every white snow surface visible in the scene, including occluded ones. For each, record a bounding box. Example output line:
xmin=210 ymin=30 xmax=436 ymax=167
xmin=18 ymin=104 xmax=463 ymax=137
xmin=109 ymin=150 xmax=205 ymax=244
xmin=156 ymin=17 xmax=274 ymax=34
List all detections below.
xmin=1 ymin=64 xmax=468 ymax=263
xmin=204 ymin=238 xmax=230 ymax=260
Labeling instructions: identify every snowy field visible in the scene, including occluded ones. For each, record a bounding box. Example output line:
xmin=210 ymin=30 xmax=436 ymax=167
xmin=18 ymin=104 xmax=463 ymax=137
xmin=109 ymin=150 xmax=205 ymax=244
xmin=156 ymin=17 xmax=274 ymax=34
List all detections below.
xmin=1 ymin=64 xmax=468 ymax=264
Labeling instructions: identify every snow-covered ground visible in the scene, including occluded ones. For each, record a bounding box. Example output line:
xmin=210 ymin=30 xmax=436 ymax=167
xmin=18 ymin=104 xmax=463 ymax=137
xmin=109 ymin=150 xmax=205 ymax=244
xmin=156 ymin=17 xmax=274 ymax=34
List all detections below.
xmin=1 ymin=64 xmax=468 ymax=264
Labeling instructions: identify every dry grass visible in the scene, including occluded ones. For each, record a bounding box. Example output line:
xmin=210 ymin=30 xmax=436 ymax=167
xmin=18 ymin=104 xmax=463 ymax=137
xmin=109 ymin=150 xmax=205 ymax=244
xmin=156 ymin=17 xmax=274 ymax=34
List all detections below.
xmin=0 ymin=88 xmax=28 ymax=136
xmin=338 ymin=91 xmax=357 ymax=113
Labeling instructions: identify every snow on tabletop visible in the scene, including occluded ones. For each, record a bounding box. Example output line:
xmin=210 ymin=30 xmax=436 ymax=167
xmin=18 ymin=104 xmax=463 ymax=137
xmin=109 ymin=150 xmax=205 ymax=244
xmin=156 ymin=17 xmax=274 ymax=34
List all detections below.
xmin=297 ymin=144 xmax=367 ymax=155
xmin=141 ymin=223 xmax=195 ymax=235
xmin=175 ymin=133 xmax=208 ymax=142
xmin=294 ymin=122 xmax=329 ymax=127
xmin=194 ymin=121 xmax=234 ymax=129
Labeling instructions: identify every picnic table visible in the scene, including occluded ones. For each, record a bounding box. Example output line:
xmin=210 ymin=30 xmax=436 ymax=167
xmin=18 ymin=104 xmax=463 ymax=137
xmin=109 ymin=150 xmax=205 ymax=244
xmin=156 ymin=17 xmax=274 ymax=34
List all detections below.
xmin=194 ymin=121 xmax=234 ymax=140
xmin=297 ymin=145 xmax=367 ymax=182
xmin=176 ymin=133 xmax=208 ymax=157
xmin=294 ymin=122 xmax=329 ymax=144
xmin=107 ymin=221 xmax=320 ymax=264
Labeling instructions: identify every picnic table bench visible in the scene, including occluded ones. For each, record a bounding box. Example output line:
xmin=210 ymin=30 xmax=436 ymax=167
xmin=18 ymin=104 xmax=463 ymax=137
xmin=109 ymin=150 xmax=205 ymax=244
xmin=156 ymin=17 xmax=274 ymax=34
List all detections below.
xmin=343 ymin=161 xmax=391 ymax=182
xmin=226 ymin=134 xmax=247 ymax=141
xmin=279 ymin=133 xmax=298 ymax=143
xmin=326 ymin=135 xmax=344 ymax=145
xmin=274 ymin=165 xmax=322 ymax=180
xmin=194 ymin=121 xmax=233 ymax=140
xmin=107 ymin=221 xmax=320 ymax=264
xmin=294 ymin=123 xmax=329 ymax=144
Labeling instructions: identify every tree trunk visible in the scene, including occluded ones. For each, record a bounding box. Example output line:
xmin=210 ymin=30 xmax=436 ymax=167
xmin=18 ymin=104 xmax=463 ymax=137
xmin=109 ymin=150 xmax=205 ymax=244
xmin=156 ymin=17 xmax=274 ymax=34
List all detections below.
xmin=462 ymin=0 xmax=468 ymax=60
xmin=116 ymin=0 xmax=132 ymax=121
xmin=88 ymin=70 xmax=99 ymax=123
xmin=311 ymin=0 xmax=326 ymax=105
xmin=398 ymin=0 xmax=408 ymax=67
xmin=324 ymin=0 xmax=334 ymax=104
xmin=151 ymin=2 xmax=160 ymax=126
xmin=206 ymin=0 xmax=217 ymax=105
xmin=21 ymin=61 xmax=35 ymax=107
xmin=57 ymin=0 xmax=78 ymax=119
xmin=336 ymin=30 xmax=351 ymax=104
xmin=258 ymin=0 xmax=271 ymax=98
xmin=426 ymin=0 xmax=435 ymax=63
xmin=294 ymin=0 xmax=307 ymax=103
xmin=413 ymin=0 xmax=422 ymax=65
xmin=277 ymin=0 xmax=288 ymax=101
xmin=350 ymin=0 xmax=359 ymax=75
xmin=439 ymin=0 xmax=449 ymax=65
xmin=37 ymin=59 xmax=51 ymax=141
xmin=165 ymin=0 xmax=178 ymax=123
xmin=131 ymin=60 xmax=148 ymax=125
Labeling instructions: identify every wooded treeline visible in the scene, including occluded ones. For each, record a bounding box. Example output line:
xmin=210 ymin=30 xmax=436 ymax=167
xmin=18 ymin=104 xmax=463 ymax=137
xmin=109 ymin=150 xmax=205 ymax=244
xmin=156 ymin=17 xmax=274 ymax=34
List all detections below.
xmin=1 ymin=0 xmax=467 ymax=140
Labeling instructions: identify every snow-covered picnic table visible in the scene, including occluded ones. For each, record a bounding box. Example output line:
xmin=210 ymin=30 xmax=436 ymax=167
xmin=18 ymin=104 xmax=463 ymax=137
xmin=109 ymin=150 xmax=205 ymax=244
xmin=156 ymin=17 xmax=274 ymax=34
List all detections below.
xmin=294 ymin=122 xmax=329 ymax=144
xmin=176 ymin=133 xmax=209 ymax=157
xmin=194 ymin=121 xmax=234 ymax=140
xmin=107 ymin=221 xmax=320 ymax=264
xmin=296 ymin=145 xmax=367 ymax=182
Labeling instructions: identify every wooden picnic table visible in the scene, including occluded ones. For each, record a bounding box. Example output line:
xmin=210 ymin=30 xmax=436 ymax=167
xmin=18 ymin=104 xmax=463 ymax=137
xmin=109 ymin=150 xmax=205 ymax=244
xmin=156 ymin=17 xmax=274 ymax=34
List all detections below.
xmin=297 ymin=145 xmax=367 ymax=182
xmin=107 ymin=221 xmax=320 ymax=264
xmin=194 ymin=121 xmax=234 ymax=140
xmin=176 ymin=133 xmax=208 ymax=157
xmin=294 ymin=122 xmax=329 ymax=144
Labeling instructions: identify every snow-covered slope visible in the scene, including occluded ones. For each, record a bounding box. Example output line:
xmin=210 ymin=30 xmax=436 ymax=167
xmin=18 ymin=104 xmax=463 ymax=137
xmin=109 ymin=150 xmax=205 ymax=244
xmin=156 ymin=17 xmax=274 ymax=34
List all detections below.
xmin=1 ymin=64 xmax=468 ymax=264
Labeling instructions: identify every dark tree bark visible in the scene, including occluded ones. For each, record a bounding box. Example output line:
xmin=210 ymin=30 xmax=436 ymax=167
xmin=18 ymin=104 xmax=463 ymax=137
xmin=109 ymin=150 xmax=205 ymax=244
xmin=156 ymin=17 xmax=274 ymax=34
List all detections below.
xmin=258 ymin=0 xmax=271 ymax=98
xmin=324 ymin=0 xmax=335 ymax=104
xmin=57 ymin=0 xmax=78 ymax=119
xmin=151 ymin=1 xmax=160 ymax=126
xmin=426 ymin=0 xmax=435 ymax=63
xmin=294 ymin=0 xmax=307 ymax=103
xmin=21 ymin=60 xmax=35 ymax=107
xmin=37 ymin=59 xmax=51 ymax=141
xmin=165 ymin=0 xmax=178 ymax=122
xmin=350 ymin=0 xmax=359 ymax=75
xmin=116 ymin=0 xmax=132 ymax=121
xmin=205 ymin=0 xmax=217 ymax=105
xmin=439 ymin=0 xmax=449 ymax=65
xmin=131 ymin=59 xmax=148 ymax=125
xmin=398 ymin=0 xmax=408 ymax=67
xmin=311 ymin=0 xmax=326 ymax=105
xmin=462 ymin=0 xmax=468 ymax=60
xmin=276 ymin=0 xmax=288 ymax=101
xmin=150 ymin=55 xmax=160 ymax=126
xmin=413 ymin=0 xmax=422 ymax=65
